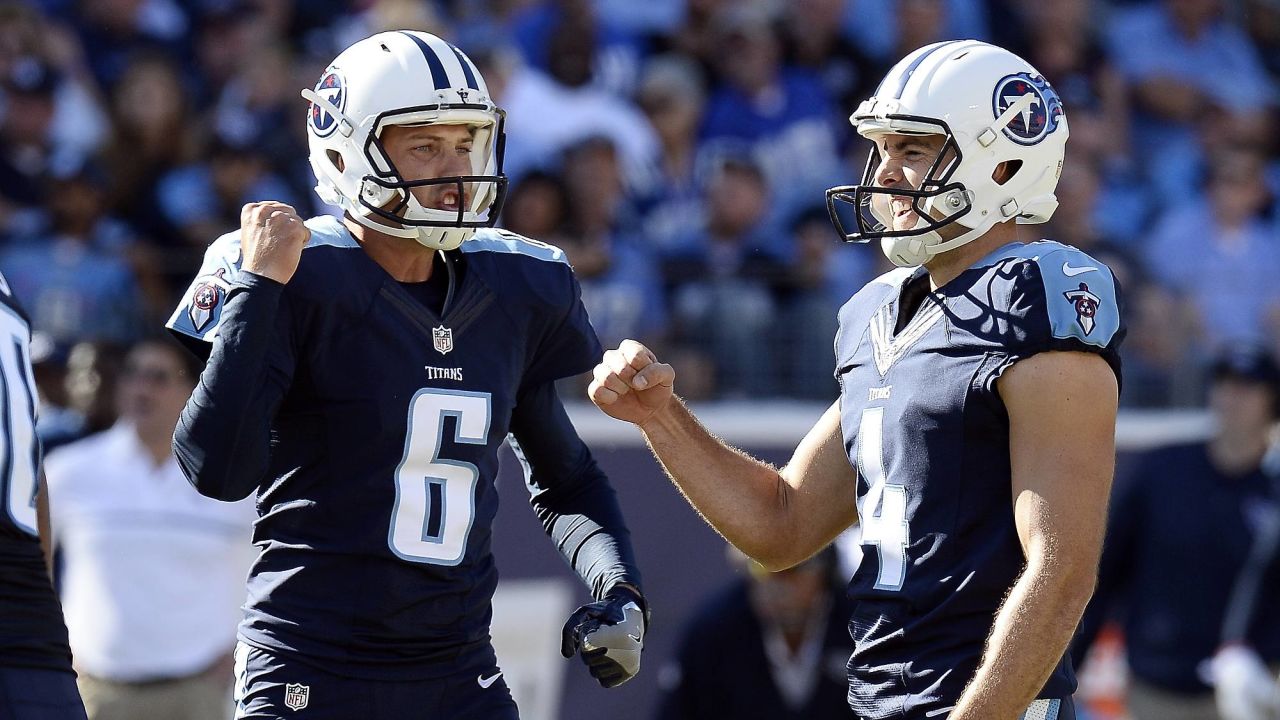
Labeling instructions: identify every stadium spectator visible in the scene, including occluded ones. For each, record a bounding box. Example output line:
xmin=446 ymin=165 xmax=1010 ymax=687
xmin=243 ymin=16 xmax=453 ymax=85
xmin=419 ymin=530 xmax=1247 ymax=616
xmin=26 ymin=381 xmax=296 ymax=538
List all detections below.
xmin=842 ymin=0 xmax=990 ymax=64
xmin=0 ymin=162 xmax=145 ymax=345
xmin=45 ymin=337 xmax=254 ymax=720
xmin=698 ymin=4 xmax=843 ymax=223
xmin=774 ymin=205 xmax=874 ymax=399
xmin=68 ymin=0 xmax=189 ymax=90
xmin=62 ymin=340 xmax=126 ymax=439
xmin=662 ymin=154 xmax=786 ymax=397
xmin=1143 ymin=146 xmax=1280 ymax=355
xmin=1073 ymin=343 xmax=1280 ymax=720
xmin=780 ymin=0 xmax=876 ymax=118
xmin=1107 ymin=0 xmax=1274 ymax=179
xmin=508 ymin=0 xmax=645 ymax=96
xmin=653 ymin=546 xmax=856 ymax=720
xmin=559 ymin=137 xmax=668 ymax=350
xmin=0 ymin=57 xmax=60 ymax=231
xmin=157 ymin=128 xmax=302 ymax=255
xmin=634 ymin=53 xmax=708 ymax=255
xmin=100 ymin=54 xmax=198 ymax=250
xmin=500 ymin=10 xmax=659 ymax=189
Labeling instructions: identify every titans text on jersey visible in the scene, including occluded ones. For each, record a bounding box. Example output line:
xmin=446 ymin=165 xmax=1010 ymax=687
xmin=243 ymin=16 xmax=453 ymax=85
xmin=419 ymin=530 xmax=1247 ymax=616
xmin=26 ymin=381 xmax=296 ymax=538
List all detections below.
xmin=836 ymin=240 xmax=1123 ymax=719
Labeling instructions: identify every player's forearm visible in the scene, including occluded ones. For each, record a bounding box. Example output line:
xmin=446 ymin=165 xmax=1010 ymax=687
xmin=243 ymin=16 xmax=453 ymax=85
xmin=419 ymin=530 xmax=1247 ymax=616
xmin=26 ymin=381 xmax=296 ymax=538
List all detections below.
xmin=950 ymin=559 xmax=1094 ymax=720
xmin=533 ymin=473 xmax=643 ymax=599
xmin=639 ymin=397 xmax=797 ymax=569
xmin=174 ymin=273 xmax=287 ymax=501
xmin=514 ymin=382 xmax=643 ymax=598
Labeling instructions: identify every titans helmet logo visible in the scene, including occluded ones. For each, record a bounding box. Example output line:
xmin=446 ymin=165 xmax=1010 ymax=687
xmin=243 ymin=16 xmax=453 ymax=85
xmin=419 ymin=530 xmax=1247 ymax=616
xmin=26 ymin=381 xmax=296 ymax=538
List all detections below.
xmin=309 ymin=70 xmax=346 ymax=138
xmin=992 ymin=72 xmax=1064 ymax=146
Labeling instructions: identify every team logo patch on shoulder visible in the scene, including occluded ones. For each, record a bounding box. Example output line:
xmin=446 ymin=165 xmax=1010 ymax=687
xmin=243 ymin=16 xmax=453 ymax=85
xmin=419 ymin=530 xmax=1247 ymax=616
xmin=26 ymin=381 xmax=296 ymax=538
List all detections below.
xmin=1064 ymin=282 xmax=1100 ymax=335
xmin=432 ymin=325 xmax=454 ymax=355
xmin=308 ymin=69 xmax=346 ymax=138
xmin=283 ymin=683 xmax=309 ymax=711
xmin=188 ymin=269 xmax=227 ymax=333
xmin=992 ymin=72 xmax=1063 ymax=146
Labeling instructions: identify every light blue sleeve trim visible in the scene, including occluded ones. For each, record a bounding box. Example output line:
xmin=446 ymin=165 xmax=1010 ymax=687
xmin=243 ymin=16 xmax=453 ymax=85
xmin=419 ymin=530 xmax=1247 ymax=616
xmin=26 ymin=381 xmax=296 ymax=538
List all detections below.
xmin=303 ymin=215 xmax=360 ymax=249
xmin=1032 ymin=243 xmax=1121 ymax=348
xmin=165 ymin=216 xmax=355 ymax=342
xmin=461 ymin=228 xmax=569 ymax=264
xmin=165 ymin=231 xmax=243 ymax=342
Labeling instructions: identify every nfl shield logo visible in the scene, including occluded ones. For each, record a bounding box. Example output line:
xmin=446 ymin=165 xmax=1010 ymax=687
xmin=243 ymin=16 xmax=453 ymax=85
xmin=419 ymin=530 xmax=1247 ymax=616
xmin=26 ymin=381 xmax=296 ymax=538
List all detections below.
xmin=284 ymin=683 xmax=309 ymax=711
xmin=432 ymin=325 xmax=454 ymax=355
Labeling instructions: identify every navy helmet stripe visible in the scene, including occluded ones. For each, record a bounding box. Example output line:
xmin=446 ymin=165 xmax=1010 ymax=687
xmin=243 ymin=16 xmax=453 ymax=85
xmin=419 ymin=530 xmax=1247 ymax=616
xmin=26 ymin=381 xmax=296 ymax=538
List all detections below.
xmin=448 ymin=43 xmax=480 ymax=90
xmin=892 ymin=40 xmax=962 ymax=99
xmin=401 ymin=31 xmax=451 ymax=89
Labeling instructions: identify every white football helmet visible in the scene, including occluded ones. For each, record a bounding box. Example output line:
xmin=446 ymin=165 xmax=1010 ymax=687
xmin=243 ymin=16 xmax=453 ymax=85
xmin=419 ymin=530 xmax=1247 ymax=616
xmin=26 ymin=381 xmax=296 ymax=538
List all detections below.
xmin=826 ymin=40 xmax=1068 ymax=267
xmin=302 ymin=31 xmax=507 ymax=251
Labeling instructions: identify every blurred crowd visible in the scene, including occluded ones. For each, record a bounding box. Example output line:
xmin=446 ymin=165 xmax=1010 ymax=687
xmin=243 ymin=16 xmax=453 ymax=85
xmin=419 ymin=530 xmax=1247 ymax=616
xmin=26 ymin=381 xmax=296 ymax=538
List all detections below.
xmin=4 ymin=0 xmax=1280 ymax=406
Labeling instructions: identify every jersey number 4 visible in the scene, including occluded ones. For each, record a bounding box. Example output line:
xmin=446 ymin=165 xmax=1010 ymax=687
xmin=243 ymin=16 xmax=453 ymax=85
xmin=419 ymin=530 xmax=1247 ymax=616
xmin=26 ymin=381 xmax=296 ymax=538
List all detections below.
xmin=0 ymin=308 xmax=39 ymax=536
xmin=388 ymin=389 xmax=491 ymax=566
xmin=857 ymin=407 xmax=909 ymax=591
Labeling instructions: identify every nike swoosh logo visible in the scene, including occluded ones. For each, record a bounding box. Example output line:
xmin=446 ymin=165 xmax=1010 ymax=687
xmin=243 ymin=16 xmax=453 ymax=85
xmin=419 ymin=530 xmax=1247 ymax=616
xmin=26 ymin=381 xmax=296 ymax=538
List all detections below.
xmin=477 ymin=672 xmax=503 ymax=689
xmin=627 ymin=633 xmax=642 ymax=643
xmin=924 ymin=707 xmax=954 ymax=718
xmin=1061 ymin=261 xmax=1097 ymax=277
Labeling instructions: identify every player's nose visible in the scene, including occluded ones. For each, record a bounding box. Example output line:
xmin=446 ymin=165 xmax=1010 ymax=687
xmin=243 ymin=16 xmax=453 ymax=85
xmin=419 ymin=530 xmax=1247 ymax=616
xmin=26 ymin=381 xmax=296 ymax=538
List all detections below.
xmin=874 ymin=157 xmax=901 ymax=189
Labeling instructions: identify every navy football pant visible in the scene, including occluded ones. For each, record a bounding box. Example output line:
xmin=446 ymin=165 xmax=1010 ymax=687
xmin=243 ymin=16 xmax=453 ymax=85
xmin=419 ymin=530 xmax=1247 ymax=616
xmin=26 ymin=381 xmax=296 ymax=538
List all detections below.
xmin=233 ymin=642 xmax=519 ymax=720
xmin=0 ymin=667 xmax=88 ymax=720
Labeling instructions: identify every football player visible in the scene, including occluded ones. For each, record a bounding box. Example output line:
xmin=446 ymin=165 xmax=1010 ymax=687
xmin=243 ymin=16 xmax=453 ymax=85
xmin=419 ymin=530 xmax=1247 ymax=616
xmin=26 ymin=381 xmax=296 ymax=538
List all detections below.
xmin=591 ymin=41 xmax=1122 ymax=720
xmin=0 ymin=270 xmax=88 ymax=719
xmin=1212 ymin=432 xmax=1280 ymax=720
xmin=167 ymin=31 xmax=647 ymax=719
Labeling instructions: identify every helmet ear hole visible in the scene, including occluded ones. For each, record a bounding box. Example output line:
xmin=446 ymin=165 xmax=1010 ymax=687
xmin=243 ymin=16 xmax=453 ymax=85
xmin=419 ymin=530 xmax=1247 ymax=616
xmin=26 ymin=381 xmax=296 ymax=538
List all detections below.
xmin=327 ymin=150 xmax=345 ymax=172
xmin=993 ymin=159 xmax=1022 ymax=186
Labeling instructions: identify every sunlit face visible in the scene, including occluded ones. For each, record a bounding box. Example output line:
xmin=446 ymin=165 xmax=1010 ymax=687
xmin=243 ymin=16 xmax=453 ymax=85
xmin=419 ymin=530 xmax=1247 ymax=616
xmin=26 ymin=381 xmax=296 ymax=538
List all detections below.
xmin=870 ymin=132 xmax=949 ymax=232
xmin=380 ymin=123 xmax=477 ymax=213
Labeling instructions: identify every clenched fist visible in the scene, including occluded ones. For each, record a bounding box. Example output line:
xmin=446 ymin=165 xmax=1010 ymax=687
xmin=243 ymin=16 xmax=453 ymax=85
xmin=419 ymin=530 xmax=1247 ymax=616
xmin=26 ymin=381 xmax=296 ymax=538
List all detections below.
xmin=241 ymin=202 xmax=310 ymax=285
xmin=588 ymin=340 xmax=676 ymax=427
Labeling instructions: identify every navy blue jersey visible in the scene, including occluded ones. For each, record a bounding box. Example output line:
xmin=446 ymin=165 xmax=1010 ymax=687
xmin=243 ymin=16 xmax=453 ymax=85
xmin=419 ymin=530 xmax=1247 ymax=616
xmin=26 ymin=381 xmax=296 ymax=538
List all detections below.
xmin=167 ymin=218 xmax=617 ymax=679
xmin=0 ymin=272 xmax=75 ymax=672
xmin=835 ymin=241 xmax=1123 ymax=719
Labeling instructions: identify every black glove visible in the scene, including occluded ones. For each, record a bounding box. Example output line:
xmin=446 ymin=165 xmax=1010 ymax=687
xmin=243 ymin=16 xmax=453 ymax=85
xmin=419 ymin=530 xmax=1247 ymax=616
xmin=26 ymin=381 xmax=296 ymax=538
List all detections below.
xmin=560 ymin=586 xmax=649 ymax=688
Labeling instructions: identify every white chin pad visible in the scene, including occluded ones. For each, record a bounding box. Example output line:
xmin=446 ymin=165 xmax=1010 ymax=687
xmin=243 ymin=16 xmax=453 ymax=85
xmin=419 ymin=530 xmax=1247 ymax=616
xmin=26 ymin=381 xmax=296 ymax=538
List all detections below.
xmin=881 ymin=223 xmax=940 ymax=267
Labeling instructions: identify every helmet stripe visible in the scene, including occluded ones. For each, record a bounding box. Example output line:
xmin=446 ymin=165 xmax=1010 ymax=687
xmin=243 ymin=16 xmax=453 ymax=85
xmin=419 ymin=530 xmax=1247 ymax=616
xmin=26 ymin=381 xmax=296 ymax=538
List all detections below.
xmin=891 ymin=40 xmax=962 ymax=99
xmin=400 ymin=31 xmax=451 ymax=90
xmin=447 ymin=43 xmax=480 ymax=91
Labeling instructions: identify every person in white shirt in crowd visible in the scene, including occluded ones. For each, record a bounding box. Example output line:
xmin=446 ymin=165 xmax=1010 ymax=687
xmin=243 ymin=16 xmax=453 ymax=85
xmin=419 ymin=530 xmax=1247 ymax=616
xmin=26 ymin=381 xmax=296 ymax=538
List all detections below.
xmin=44 ymin=336 xmax=255 ymax=720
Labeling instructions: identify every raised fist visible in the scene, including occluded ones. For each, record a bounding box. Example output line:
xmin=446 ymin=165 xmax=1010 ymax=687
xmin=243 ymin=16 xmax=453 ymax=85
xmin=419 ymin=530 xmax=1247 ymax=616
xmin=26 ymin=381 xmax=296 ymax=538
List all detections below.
xmin=240 ymin=202 xmax=310 ymax=285
xmin=588 ymin=339 xmax=676 ymax=428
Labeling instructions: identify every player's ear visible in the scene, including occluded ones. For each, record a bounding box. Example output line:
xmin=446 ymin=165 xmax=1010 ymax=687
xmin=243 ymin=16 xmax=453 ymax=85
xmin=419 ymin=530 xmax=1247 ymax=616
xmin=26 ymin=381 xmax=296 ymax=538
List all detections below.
xmin=992 ymin=160 xmax=1022 ymax=185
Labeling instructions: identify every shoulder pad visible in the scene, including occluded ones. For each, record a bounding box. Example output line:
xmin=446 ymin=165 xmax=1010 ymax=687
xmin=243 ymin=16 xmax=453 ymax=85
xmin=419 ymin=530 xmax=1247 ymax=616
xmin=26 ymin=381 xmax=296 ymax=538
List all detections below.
xmin=165 ymin=216 xmax=355 ymax=344
xmin=1002 ymin=241 xmax=1122 ymax=348
xmin=166 ymin=231 xmax=242 ymax=342
xmin=462 ymin=228 xmax=569 ymax=265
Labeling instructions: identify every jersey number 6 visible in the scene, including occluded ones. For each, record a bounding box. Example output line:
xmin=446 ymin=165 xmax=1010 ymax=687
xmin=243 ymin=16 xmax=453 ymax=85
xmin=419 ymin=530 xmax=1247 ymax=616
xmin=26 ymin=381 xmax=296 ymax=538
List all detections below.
xmin=389 ymin=389 xmax=491 ymax=565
